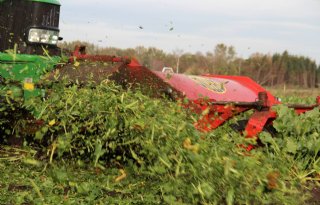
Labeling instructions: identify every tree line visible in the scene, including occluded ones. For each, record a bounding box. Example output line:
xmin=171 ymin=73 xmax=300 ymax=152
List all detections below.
xmin=59 ymin=41 xmax=320 ymax=88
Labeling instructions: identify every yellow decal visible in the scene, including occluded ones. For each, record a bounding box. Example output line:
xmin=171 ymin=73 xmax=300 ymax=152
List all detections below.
xmin=189 ymin=76 xmax=226 ymax=94
xmin=23 ymin=82 xmax=35 ymax=91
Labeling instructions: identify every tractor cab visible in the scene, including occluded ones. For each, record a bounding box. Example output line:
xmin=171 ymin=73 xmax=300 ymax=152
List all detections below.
xmin=0 ymin=0 xmax=62 ymax=100
xmin=0 ymin=0 xmax=62 ymax=55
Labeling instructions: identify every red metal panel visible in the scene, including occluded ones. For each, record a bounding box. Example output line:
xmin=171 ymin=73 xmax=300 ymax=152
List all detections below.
xmin=194 ymin=104 xmax=248 ymax=132
xmin=153 ymin=72 xmax=280 ymax=105
xmin=245 ymin=110 xmax=277 ymax=138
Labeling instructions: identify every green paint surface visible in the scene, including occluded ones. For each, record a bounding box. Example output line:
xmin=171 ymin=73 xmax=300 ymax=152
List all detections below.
xmin=0 ymin=53 xmax=60 ymax=82
xmin=0 ymin=52 xmax=61 ymax=100
xmin=30 ymin=0 xmax=60 ymax=5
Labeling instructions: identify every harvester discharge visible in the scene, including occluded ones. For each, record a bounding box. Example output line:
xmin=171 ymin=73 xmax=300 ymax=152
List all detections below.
xmin=0 ymin=0 xmax=319 ymax=147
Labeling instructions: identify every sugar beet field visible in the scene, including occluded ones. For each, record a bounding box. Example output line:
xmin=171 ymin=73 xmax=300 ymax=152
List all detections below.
xmin=0 ymin=82 xmax=320 ymax=205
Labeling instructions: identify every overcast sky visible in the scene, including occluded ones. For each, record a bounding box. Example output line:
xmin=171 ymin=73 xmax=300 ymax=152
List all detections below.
xmin=60 ymin=0 xmax=320 ymax=63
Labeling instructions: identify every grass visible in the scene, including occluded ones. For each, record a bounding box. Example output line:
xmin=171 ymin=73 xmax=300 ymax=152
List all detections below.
xmin=267 ymin=87 xmax=320 ymax=98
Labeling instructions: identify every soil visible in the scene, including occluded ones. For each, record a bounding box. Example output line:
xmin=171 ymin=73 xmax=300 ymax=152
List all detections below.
xmin=8 ymin=184 xmax=32 ymax=192
xmin=308 ymin=186 xmax=320 ymax=204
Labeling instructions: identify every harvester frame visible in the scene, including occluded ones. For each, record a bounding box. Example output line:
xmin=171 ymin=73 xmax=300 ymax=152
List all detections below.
xmin=69 ymin=46 xmax=320 ymax=147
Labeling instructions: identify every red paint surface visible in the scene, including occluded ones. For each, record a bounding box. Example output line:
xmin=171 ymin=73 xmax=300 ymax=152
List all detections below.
xmin=153 ymin=71 xmax=280 ymax=105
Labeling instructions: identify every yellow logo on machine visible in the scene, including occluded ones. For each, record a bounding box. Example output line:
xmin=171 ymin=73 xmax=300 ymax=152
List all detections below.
xmin=189 ymin=76 xmax=226 ymax=94
xmin=24 ymin=82 xmax=35 ymax=91
xmin=23 ymin=78 xmax=35 ymax=91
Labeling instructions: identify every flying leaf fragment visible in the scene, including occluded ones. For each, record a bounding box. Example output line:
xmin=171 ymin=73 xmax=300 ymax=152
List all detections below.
xmin=23 ymin=158 xmax=41 ymax=166
xmin=49 ymin=119 xmax=56 ymax=126
xmin=267 ymin=171 xmax=280 ymax=190
xmin=74 ymin=61 xmax=80 ymax=67
xmin=183 ymin=138 xmax=200 ymax=153
xmin=115 ymin=169 xmax=127 ymax=182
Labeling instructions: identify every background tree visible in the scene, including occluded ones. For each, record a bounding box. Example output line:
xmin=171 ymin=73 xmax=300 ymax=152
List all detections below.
xmin=59 ymin=41 xmax=319 ymax=88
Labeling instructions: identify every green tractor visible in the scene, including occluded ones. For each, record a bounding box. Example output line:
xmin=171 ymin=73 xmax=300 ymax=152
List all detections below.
xmin=0 ymin=0 xmax=67 ymax=144
xmin=0 ymin=0 xmax=139 ymax=142
xmin=0 ymin=0 xmax=62 ymax=100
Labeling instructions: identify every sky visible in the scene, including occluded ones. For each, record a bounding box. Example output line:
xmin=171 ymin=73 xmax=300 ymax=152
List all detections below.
xmin=59 ymin=0 xmax=320 ymax=63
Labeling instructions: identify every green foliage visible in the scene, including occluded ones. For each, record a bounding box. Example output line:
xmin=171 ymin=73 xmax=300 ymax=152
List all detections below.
xmin=0 ymin=82 xmax=320 ymax=204
xmin=270 ymin=105 xmax=320 ymax=174
xmin=24 ymin=81 xmax=196 ymax=167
